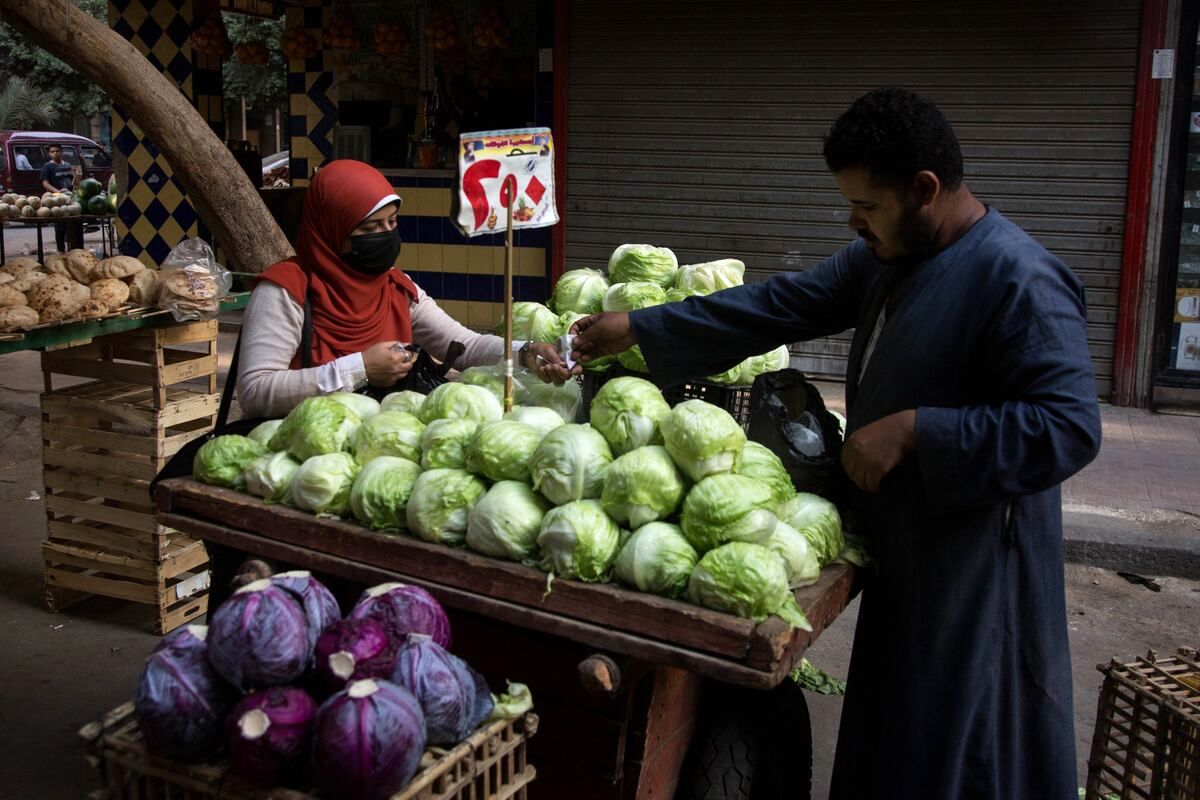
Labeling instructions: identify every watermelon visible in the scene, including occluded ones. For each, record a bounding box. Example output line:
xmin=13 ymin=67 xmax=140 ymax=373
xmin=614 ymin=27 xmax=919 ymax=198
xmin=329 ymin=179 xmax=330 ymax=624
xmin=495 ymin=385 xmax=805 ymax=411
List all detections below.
xmin=77 ymin=178 xmax=103 ymax=200
xmin=86 ymin=195 xmax=109 ymax=215
xmin=108 ymin=192 xmax=117 ymax=213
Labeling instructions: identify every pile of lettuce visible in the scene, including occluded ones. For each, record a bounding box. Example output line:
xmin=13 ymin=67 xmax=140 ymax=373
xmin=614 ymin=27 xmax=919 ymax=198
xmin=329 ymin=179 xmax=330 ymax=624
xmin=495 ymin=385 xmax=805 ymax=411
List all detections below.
xmin=191 ymin=242 xmax=851 ymax=635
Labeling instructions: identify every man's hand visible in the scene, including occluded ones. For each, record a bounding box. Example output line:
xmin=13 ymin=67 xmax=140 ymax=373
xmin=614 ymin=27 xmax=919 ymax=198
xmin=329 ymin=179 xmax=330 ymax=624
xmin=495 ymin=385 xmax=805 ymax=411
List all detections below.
xmin=841 ymin=409 xmax=917 ymax=493
xmin=524 ymin=341 xmax=579 ymax=385
xmin=363 ymin=341 xmax=416 ymax=387
xmin=570 ymin=312 xmax=635 ymax=363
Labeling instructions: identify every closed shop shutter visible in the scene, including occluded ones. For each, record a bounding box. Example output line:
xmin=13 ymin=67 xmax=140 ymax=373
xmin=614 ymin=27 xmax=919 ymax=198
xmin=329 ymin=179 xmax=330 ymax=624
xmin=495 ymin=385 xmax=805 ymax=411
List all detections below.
xmin=565 ymin=0 xmax=1139 ymax=396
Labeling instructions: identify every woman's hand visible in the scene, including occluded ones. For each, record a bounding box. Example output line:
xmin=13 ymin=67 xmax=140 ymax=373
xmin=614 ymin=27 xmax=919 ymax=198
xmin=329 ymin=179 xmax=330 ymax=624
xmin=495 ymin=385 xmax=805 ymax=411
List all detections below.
xmin=524 ymin=342 xmax=578 ymax=385
xmin=363 ymin=341 xmax=416 ymax=387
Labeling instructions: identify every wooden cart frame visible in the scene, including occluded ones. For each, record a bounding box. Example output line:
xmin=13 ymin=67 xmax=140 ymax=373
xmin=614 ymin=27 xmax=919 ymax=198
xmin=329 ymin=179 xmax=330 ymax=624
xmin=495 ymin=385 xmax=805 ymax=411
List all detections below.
xmin=155 ymin=478 xmax=860 ymax=799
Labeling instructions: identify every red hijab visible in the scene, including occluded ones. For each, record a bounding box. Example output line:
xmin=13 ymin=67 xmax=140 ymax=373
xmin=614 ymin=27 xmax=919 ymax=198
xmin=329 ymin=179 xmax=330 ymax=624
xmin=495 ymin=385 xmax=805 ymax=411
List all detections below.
xmin=258 ymin=160 xmax=418 ymax=368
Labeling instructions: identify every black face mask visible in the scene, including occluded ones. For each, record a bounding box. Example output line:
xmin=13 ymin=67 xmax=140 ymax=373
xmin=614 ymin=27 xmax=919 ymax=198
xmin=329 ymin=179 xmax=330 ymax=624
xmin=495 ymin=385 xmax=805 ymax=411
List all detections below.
xmin=343 ymin=229 xmax=401 ymax=275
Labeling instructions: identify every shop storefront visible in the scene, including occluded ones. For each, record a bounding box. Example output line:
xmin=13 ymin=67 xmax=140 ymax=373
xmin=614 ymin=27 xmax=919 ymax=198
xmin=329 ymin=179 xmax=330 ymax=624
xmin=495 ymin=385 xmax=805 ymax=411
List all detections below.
xmin=1152 ymin=2 xmax=1200 ymax=403
xmin=103 ymin=0 xmax=1198 ymax=407
xmin=561 ymin=0 xmax=1143 ymax=400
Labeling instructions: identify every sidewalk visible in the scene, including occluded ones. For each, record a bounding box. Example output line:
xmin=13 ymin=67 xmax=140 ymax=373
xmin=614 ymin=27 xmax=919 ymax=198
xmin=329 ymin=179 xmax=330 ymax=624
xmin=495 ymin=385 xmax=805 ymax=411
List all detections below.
xmin=812 ymin=381 xmax=1200 ymax=578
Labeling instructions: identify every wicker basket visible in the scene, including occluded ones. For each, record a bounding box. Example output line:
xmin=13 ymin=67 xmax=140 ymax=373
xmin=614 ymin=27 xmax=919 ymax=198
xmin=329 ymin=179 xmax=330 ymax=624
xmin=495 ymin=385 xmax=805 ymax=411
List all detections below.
xmin=79 ymin=701 xmax=538 ymax=800
xmin=1085 ymin=647 xmax=1200 ymax=800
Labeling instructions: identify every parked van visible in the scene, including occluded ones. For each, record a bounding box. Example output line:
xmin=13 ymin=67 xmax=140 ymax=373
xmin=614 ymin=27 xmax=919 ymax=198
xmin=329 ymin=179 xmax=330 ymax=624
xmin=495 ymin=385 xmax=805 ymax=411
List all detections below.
xmin=0 ymin=130 xmax=113 ymax=196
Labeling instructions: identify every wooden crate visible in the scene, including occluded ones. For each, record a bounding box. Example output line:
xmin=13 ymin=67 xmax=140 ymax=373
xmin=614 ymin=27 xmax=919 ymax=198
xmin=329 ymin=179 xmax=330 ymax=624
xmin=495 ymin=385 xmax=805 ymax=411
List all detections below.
xmin=79 ymin=702 xmax=539 ymax=800
xmin=1085 ymin=647 xmax=1200 ymax=800
xmin=43 ymin=537 xmax=211 ymax=634
xmin=41 ymin=319 xmax=219 ymax=405
xmin=39 ymin=321 xmax=220 ymax=634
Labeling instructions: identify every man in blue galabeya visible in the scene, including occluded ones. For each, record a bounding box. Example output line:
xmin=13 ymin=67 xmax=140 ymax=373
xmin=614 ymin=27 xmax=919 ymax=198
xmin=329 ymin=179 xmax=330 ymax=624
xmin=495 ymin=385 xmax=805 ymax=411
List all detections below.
xmin=571 ymin=87 xmax=1101 ymax=799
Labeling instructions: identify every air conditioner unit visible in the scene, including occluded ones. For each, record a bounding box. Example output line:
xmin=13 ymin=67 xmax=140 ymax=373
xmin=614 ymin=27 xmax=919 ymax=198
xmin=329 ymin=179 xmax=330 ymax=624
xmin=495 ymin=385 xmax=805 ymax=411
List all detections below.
xmin=334 ymin=125 xmax=371 ymax=163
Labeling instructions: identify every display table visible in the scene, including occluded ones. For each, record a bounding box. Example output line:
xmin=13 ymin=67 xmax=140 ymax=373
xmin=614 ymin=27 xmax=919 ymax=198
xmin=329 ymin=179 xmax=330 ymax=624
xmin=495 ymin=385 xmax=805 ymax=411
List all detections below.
xmin=0 ymin=293 xmax=248 ymax=355
xmin=0 ymin=214 xmax=118 ymax=263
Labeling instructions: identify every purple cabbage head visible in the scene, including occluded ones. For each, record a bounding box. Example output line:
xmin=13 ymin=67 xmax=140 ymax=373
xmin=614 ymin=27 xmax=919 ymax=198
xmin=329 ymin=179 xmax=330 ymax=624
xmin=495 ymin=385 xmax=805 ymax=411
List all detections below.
xmin=134 ymin=625 xmax=232 ymax=760
xmin=269 ymin=570 xmax=342 ymax=650
xmin=207 ymin=578 xmax=312 ymax=689
xmin=349 ymin=582 xmax=452 ymax=650
xmin=390 ymin=635 xmax=493 ymax=745
xmin=312 ymin=679 xmax=427 ymax=800
xmin=227 ymin=686 xmax=317 ymax=786
xmin=315 ymin=617 xmax=401 ymax=692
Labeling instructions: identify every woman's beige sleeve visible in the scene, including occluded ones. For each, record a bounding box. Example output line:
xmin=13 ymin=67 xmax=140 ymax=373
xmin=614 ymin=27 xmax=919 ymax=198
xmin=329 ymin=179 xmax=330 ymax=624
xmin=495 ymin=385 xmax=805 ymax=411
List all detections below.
xmin=236 ymin=284 xmax=367 ymax=418
xmin=409 ymin=285 xmax=507 ymax=369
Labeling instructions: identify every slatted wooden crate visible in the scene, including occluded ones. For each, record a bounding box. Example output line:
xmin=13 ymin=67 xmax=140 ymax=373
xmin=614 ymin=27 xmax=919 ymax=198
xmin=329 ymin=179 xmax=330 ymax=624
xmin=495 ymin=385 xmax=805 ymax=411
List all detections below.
xmin=1085 ymin=647 xmax=1200 ymax=800
xmin=39 ymin=320 xmax=220 ymax=633
xmin=79 ymin=701 xmax=539 ymax=800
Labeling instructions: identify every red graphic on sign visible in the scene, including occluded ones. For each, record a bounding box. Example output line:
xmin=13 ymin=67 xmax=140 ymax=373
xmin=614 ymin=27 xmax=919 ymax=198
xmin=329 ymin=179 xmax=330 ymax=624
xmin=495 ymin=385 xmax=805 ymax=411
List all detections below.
xmin=499 ymin=174 xmax=518 ymax=208
xmin=462 ymin=160 xmax=501 ymax=231
xmin=524 ymin=176 xmax=546 ymax=206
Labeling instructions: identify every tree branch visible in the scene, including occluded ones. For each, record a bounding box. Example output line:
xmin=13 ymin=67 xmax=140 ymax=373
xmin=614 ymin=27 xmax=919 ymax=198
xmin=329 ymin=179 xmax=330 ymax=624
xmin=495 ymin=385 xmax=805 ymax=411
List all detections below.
xmin=0 ymin=0 xmax=292 ymax=273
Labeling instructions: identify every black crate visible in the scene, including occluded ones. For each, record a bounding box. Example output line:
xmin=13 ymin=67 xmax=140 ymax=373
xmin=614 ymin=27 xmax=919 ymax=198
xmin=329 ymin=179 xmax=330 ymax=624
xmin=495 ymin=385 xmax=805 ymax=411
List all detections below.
xmin=578 ymin=366 xmax=754 ymax=428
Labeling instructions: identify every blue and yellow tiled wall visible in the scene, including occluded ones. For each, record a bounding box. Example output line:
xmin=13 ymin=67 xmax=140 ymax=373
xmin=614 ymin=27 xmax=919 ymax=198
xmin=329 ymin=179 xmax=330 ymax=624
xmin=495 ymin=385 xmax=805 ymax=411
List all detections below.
xmin=388 ymin=174 xmax=549 ymax=331
xmin=108 ymin=0 xmax=216 ymax=266
xmin=285 ymin=0 xmax=336 ymax=186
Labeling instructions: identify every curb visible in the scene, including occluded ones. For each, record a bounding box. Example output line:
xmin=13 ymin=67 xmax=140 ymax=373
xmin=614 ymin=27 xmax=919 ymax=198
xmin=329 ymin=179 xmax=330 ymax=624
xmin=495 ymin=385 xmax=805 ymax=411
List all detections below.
xmin=1062 ymin=509 xmax=1200 ymax=580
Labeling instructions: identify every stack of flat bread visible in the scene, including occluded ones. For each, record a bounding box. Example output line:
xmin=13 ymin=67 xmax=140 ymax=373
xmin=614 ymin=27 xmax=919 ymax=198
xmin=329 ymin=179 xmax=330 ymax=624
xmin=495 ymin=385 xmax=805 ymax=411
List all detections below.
xmin=0 ymin=251 xmax=164 ymax=332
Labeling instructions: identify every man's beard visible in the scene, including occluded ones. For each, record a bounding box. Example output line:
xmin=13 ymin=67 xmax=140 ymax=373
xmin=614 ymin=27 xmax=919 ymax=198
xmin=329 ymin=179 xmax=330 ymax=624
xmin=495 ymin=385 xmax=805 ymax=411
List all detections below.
xmin=878 ymin=201 xmax=937 ymax=267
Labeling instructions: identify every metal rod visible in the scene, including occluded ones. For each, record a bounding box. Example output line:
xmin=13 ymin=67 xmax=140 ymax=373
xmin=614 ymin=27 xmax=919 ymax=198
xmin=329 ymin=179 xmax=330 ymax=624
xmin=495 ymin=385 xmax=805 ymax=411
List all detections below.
xmin=503 ymin=185 xmax=515 ymax=413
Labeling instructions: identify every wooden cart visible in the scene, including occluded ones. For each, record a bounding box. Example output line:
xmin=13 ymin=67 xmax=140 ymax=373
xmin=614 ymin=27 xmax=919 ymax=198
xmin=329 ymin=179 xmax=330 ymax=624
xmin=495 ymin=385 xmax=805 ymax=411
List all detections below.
xmin=155 ymin=478 xmax=860 ymax=800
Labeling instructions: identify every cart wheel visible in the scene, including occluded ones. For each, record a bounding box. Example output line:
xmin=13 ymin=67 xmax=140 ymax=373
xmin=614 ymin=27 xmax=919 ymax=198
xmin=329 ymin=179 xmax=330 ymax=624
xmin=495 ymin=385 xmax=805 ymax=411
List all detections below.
xmin=675 ymin=694 xmax=758 ymax=800
xmin=675 ymin=680 xmax=812 ymax=800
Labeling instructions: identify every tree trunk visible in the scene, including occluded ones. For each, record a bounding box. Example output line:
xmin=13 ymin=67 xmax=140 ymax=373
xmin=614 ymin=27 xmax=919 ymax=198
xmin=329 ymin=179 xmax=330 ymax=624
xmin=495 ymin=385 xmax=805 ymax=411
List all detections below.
xmin=0 ymin=0 xmax=292 ymax=273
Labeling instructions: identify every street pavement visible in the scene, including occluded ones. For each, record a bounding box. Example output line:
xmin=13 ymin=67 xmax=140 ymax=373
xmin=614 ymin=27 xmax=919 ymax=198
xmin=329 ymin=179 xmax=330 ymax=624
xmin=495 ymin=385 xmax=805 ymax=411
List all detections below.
xmin=0 ymin=335 xmax=1196 ymax=799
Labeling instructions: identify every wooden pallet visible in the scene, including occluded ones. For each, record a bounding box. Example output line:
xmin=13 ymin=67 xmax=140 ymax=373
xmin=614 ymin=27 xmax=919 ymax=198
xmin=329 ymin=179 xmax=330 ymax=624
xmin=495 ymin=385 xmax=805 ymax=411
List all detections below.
xmin=1085 ymin=647 xmax=1200 ymax=800
xmin=39 ymin=322 xmax=219 ymax=634
xmin=79 ymin=702 xmax=538 ymax=800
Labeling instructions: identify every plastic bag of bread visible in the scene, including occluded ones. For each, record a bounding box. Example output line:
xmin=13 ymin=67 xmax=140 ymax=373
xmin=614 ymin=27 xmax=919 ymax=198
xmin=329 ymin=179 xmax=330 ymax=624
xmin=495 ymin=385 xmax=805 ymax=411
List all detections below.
xmin=157 ymin=238 xmax=231 ymax=322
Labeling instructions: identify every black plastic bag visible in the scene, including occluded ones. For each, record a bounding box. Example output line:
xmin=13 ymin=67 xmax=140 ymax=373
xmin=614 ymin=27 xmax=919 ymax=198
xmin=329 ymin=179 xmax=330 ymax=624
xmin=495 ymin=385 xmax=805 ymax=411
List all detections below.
xmin=373 ymin=340 xmax=465 ymax=398
xmin=747 ymin=369 xmax=847 ymax=503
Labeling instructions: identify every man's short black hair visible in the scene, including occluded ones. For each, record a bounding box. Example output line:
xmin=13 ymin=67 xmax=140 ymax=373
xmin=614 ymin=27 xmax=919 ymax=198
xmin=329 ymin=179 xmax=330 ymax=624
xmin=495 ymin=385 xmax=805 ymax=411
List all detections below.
xmin=823 ymin=88 xmax=963 ymax=192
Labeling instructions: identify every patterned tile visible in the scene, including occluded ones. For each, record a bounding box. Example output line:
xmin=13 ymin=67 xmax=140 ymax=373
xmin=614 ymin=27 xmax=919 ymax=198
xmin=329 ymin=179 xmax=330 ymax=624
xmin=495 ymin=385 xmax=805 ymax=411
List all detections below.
xmin=108 ymin=0 xmax=212 ymax=266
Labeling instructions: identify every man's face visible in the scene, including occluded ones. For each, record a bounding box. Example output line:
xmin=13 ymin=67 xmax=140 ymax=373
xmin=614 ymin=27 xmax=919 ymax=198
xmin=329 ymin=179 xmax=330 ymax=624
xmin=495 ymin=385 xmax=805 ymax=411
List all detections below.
xmin=48 ymin=147 xmax=62 ymax=162
xmin=833 ymin=165 xmax=936 ymax=265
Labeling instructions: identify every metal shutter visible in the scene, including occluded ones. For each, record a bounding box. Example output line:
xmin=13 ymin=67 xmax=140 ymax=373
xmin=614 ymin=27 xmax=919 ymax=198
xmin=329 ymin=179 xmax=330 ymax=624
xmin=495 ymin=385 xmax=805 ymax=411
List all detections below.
xmin=565 ymin=0 xmax=1139 ymax=396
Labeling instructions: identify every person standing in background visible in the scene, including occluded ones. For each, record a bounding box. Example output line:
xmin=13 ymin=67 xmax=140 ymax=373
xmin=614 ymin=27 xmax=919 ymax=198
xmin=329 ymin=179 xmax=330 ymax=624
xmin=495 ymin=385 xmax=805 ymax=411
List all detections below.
xmin=39 ymin=145 xmax=82 ymax=252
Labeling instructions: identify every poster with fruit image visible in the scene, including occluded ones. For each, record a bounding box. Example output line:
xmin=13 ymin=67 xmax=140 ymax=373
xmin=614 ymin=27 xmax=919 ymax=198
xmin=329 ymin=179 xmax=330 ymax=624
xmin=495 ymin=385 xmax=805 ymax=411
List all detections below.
xmin=452 ymin=127 xmax=557 ymax=238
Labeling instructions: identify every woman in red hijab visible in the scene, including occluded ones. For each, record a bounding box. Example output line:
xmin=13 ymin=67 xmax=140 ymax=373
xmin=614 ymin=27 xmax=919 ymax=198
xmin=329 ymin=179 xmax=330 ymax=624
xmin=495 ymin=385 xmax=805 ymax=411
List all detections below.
xmin=237 ymin=160 xmax=571 ymax=418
